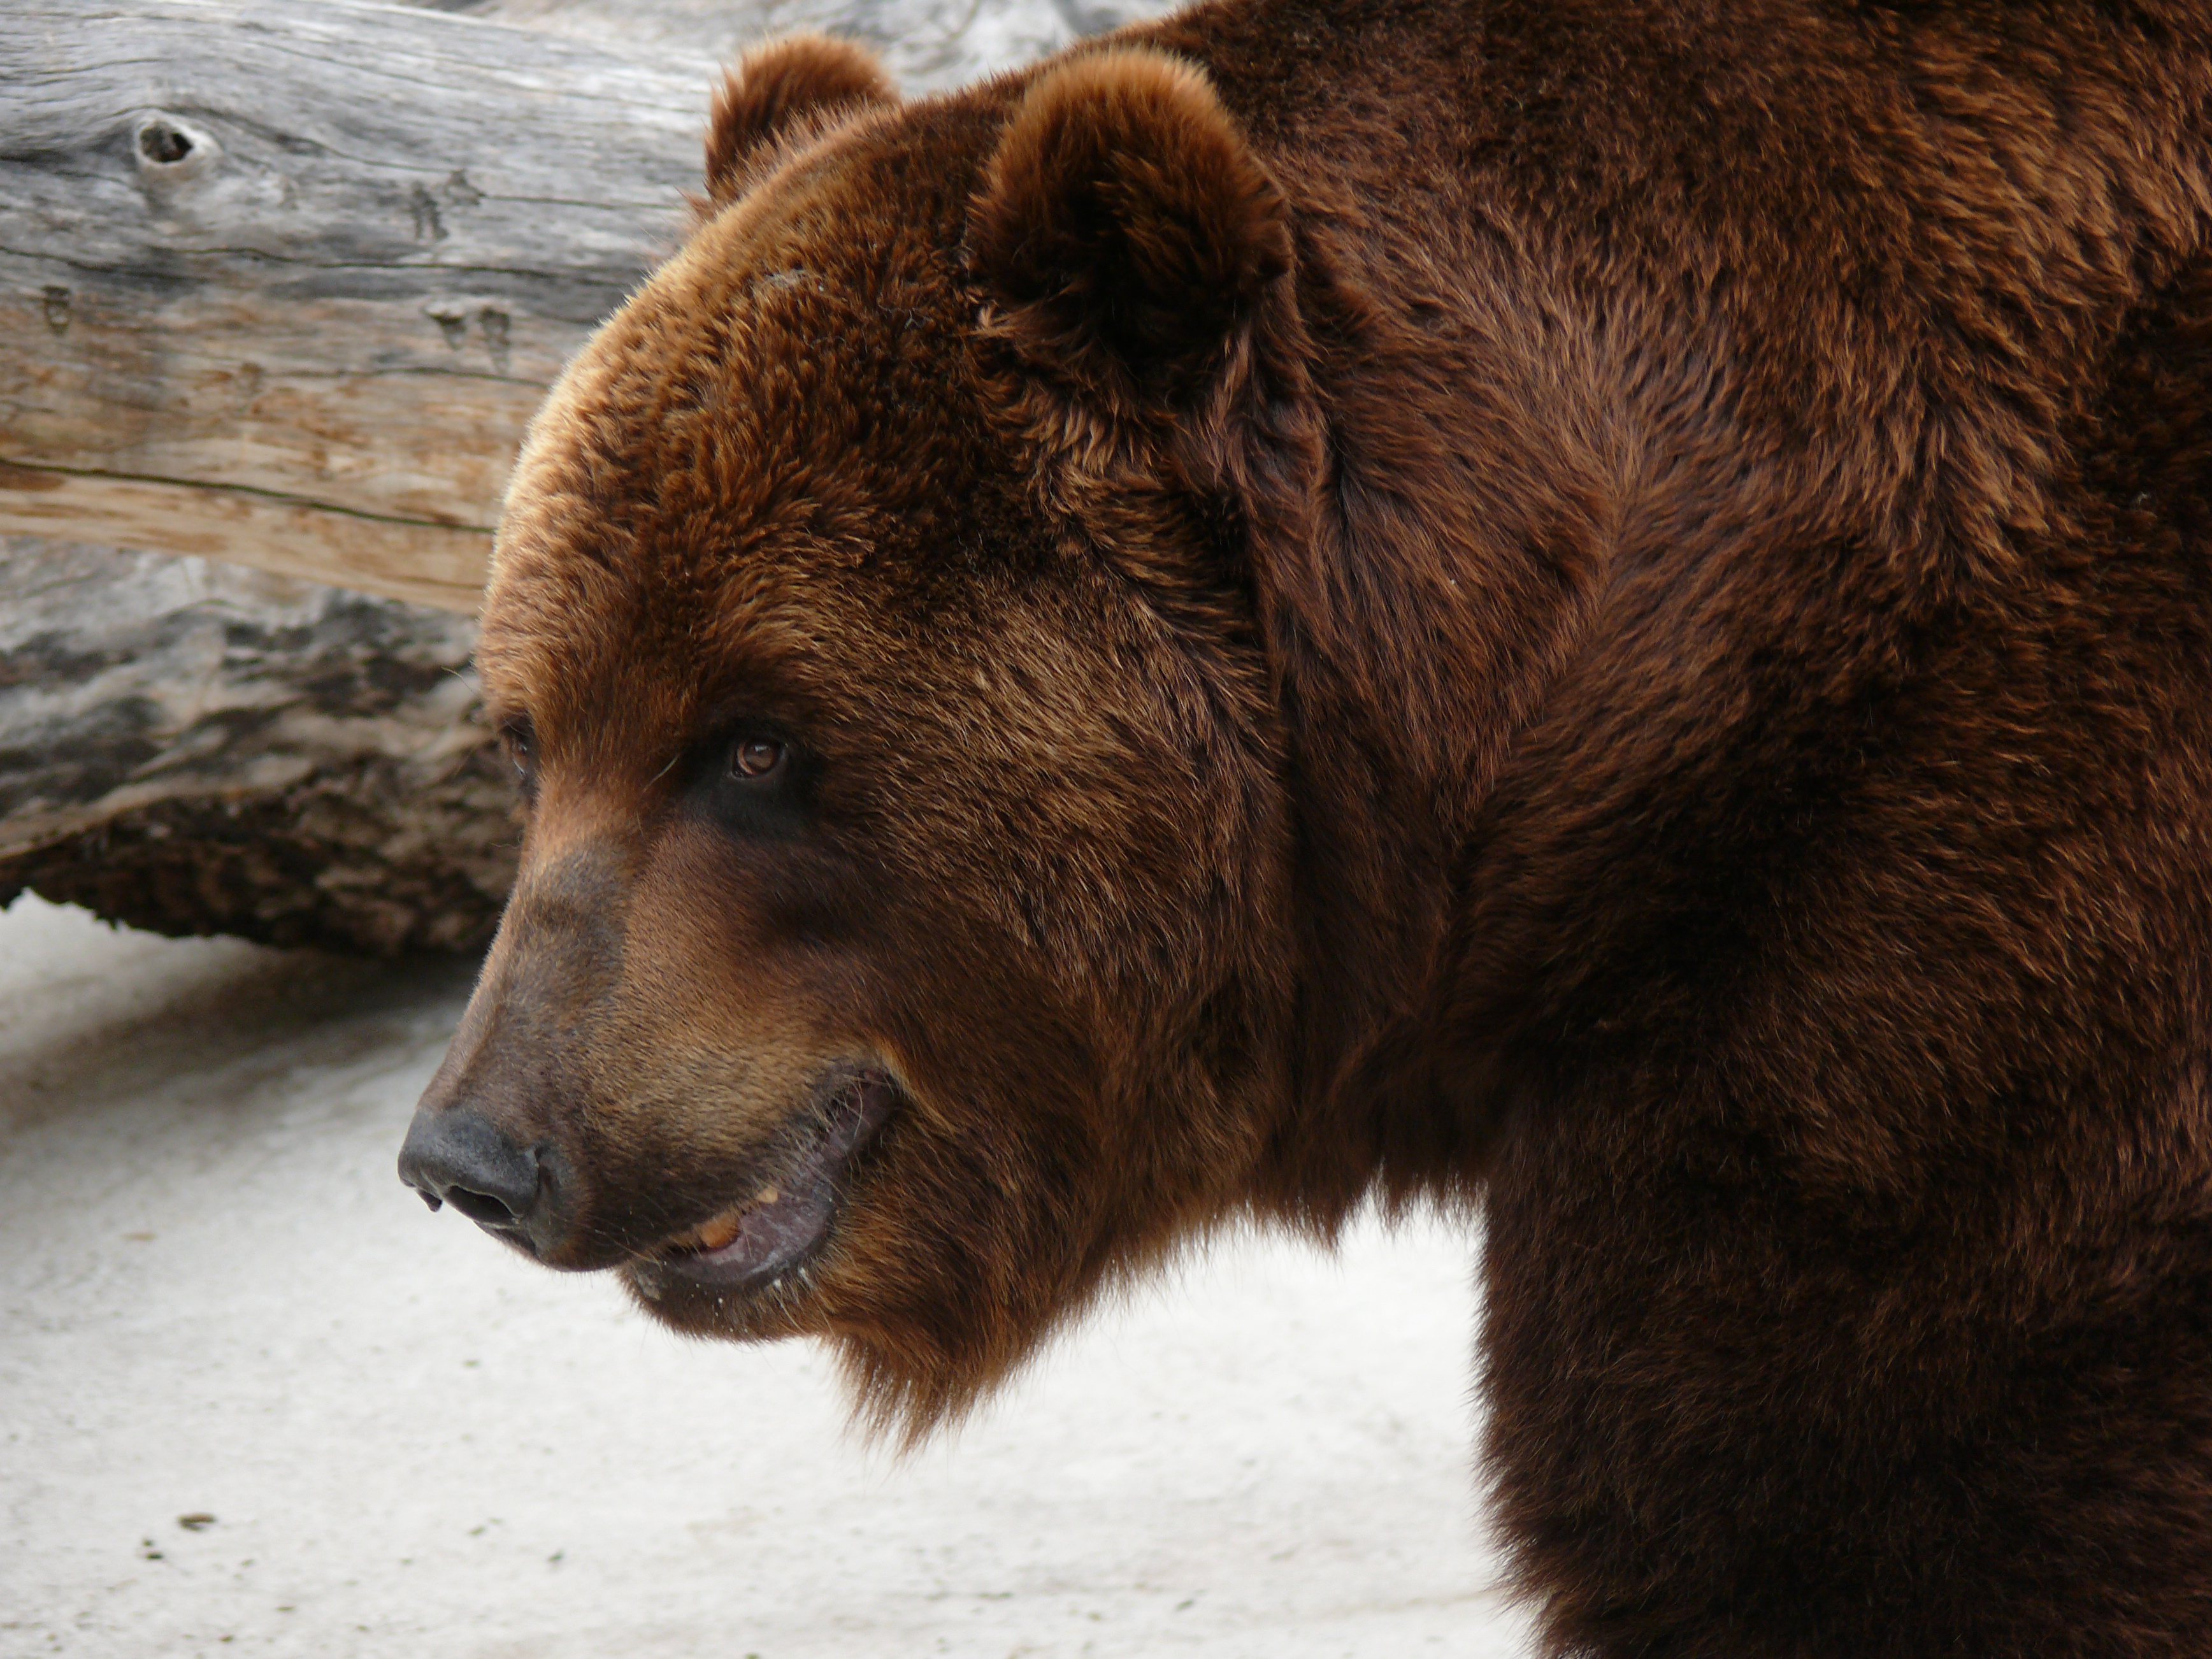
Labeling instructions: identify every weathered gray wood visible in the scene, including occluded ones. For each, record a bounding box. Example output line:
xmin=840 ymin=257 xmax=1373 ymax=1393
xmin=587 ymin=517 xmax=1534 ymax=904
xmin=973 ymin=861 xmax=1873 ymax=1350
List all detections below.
xmin=0 ymin=0 xmax=707 ymax=612
xmin=472 ymin=0 xmax=1166 ymax=97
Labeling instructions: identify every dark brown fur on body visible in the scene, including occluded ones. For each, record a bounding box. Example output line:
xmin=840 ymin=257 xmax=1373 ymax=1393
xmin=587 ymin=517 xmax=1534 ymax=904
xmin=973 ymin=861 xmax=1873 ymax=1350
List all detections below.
xmin=401 ymin=1 xmax=2212 ymax=1651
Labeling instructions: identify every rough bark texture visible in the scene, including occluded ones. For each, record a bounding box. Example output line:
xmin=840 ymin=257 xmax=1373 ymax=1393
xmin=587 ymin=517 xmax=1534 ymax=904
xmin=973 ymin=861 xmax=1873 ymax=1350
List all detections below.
xmin=0 ymin=536 xmax=515 ymax=952
xmin=0 ymin=0 xmax=1162 ymax=954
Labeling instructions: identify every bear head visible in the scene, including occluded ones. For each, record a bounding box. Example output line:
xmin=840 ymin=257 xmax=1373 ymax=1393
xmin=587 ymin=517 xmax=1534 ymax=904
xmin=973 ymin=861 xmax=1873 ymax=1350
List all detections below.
xmin=400 ymin=37 xmax=1319 ymax=1430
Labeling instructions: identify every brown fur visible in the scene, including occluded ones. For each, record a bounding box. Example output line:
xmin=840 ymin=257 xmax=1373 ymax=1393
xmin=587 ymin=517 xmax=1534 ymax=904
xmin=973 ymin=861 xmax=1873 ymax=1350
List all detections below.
xmin=703 ymin=34 xmax=898 ymax=207
xmin=971 ymin=50 xmax=1290 ymax=408
xmin=410 ymin=1 xmax=2212 ymax=1651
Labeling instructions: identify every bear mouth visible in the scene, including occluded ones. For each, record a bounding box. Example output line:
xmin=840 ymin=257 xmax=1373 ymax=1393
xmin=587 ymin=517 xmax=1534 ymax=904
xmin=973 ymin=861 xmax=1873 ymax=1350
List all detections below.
xmin=627 ymin=1069 xmax=897 ymax=1298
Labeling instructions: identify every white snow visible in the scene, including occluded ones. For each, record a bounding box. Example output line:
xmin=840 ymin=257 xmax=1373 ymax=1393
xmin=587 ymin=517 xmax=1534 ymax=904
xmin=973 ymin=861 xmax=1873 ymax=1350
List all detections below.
xmin=0 ymin=893 xmax=1537 ymax=1658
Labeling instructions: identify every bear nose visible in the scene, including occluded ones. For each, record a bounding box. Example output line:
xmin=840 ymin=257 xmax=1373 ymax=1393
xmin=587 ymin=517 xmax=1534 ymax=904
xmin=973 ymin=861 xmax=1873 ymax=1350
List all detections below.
xmin=397 ymin=1109 xmax=547 ymax=1240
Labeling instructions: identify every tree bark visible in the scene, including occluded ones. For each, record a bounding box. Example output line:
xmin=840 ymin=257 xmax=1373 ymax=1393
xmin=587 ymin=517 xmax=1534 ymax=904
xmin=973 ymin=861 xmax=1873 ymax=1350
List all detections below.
xmin=0 ymin=535 xmax=517 ymax=952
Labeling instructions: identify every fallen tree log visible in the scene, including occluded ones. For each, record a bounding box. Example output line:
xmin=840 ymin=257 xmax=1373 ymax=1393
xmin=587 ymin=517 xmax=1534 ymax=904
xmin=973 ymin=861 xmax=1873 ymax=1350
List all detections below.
xmin=0 ymin=0 xmax=707 ymax=945
xmin=0 ymin=0 xmax=710 ymax=948
xmin=0 ymin=0 xmax=706 ymax=612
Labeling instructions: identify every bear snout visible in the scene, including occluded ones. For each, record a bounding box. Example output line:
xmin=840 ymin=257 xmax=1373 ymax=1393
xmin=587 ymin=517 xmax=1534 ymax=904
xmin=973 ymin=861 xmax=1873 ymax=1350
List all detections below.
xmin=396 ymin=1106 xmax=570 ymax=1258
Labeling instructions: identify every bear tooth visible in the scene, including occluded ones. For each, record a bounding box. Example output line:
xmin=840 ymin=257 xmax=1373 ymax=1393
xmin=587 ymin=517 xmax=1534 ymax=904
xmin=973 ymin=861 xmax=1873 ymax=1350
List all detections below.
xmin=754 ymin=1186 xmax=780 ymax=1205
xmin=696 ymin=1212 xmax=744 ymax=1252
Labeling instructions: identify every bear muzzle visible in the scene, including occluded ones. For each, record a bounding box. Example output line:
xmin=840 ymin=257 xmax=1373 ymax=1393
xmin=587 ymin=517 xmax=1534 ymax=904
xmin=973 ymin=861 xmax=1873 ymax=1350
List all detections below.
xmin=396 ymin=1106 xmax=574 ymax=1260
xmin=623 ymin=1068 xmax=898 ymax=1306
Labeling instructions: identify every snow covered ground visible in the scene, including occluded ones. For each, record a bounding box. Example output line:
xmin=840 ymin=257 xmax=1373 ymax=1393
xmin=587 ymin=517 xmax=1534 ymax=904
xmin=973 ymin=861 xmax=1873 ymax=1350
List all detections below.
xmin=0 ymin=894 xmax=1537 ymax=1658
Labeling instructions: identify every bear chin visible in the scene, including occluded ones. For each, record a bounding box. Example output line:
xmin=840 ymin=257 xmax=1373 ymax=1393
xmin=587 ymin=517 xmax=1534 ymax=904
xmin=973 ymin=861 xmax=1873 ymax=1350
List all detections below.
xmin=621 ymin=1069 xmax=898 ymax=1326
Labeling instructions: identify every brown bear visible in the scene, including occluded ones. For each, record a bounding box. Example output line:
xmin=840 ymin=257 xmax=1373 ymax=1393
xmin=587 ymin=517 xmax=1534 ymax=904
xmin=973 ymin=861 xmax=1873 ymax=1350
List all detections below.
xmin=397 ymin=3 xmax=2212 ymax=1651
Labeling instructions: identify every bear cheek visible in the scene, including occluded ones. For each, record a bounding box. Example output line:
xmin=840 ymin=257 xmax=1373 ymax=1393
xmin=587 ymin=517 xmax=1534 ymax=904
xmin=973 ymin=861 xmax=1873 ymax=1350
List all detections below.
xmin=577 ymin=826 xmax=891 ymax=1258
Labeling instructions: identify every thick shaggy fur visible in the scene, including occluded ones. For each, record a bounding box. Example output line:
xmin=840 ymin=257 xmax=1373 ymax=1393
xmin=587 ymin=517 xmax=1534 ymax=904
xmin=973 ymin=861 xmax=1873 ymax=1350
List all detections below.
xmin=703 ymin=33 xmax=896 ymax=206
xmin=413 ymin=2 xmax=2212 ymax=1652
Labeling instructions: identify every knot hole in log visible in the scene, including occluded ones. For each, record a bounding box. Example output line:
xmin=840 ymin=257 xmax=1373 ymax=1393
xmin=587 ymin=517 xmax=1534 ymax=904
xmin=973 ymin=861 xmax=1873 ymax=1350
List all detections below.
xmin=140 ymin=121 xmax=190 ymax=163
xmin=134 ymin=113 xmax=220 ymax=182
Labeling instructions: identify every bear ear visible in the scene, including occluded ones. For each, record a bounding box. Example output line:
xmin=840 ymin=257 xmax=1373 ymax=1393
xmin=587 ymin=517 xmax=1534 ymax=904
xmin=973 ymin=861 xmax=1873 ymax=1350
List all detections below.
xmin=969 ymin=48 xmax=1291 ymax=410
xmin=705 ymin=35 xmax=897 ymax=207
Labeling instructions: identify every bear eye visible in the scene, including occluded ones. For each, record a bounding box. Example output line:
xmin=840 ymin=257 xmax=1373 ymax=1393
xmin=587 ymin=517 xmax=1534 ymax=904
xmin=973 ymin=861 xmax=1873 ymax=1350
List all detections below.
xmin=499 ymin=717 xmax=537 ymax=793
xmin=729 ymin=736 xmax=785 ymax=779
xmin=694 ymin=726 xmax=807 ymax=840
